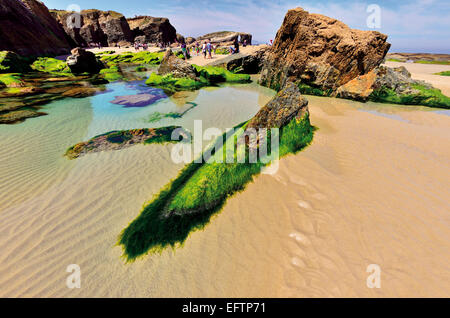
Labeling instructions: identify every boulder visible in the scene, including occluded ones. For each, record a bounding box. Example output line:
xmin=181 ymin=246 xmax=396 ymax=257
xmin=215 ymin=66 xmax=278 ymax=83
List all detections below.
xmin=176 ymin=33 xmax=185 ymax=44
xmin=66 ymin=48 xmax=104 ymax=74
xmin=260 ymin=7 xmax=391 ymax=91
xmin=196 ymin=31 xmax=252 ymax=45
xmin=127 ymin=16 xmax=177 ymax=44
xmin=0 ymin=0 xmax=72 ymax=56
xmin=247 ymin=82 xmax=309 ymax=130
xmin=336 ymin=66 xmax=433 ymax=101
xmin=0 ymin=51 xmax=31 ymax=73
xmin=208 ymin=46 xmax=269 ymax=74
xmin=51 ymin=9 xmax=134 ymax=47
xmin=158 ymin=49 xmax=197 ymax=79
xmin=186 ymin=37 xmax=196 ymax=45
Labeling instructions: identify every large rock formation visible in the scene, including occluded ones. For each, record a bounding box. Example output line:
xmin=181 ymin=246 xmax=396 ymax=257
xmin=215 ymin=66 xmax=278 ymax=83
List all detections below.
xmin=158 ymin=49 xmax=197 ymax=79
xmin=51 ymin=9 xmax=134 ymax=47
xmin=0 ymin=0 xmax=72 ymax=56
xmin=127 ymin=16 xmax=177 ymax=44
xmin=196 ymin=31 xmax=252 ymax=45
xmin=260 ymin=7 xmax=391 ymax=91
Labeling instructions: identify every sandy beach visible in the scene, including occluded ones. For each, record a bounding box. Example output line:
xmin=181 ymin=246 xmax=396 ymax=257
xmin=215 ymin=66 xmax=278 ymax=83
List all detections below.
xmin=0 ymin=82 xmax=449 ymax=297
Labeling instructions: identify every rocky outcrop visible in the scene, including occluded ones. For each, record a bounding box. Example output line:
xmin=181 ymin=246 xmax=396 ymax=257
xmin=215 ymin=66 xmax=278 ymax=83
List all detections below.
xmin=260 ymin=7 xmax=391 ymax=91
xmin=66 ymin=48 xmax=104 ymax=74
xmin=0 ymin=0 xmax=72 ymax=56
xmin=127 ymin=16 xmax=177 ymax=44
xmin=208 ymin=46 xmax=269 ymax=74
xmin=196 ymin=31 xmax=252 ymax=45
xmin=336 ymin=66 xmax=433 ymax=101
xmin=185 ymin=37 xmax=196 ymax=45
xmin=158 ymin=49 xmax=197 ymax=79
xmin=247 ymin=82 xmax=309 ymax=130
xmin=0 ymin=51 xmax=31 ymax=73
xmin=51 ymin=9 xmax=134 ymax=47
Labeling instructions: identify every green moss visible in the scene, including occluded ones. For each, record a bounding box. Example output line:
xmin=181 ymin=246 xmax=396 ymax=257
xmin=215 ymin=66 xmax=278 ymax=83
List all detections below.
xmin=99 ymin=64 xmax=124 ymax=82
xmin=215 ymin=47 xmax=230 ymax=55
xmin=193 ymin=65 xmax=251 ymax=83
xmin=435 ymin=71 xmax=450 ymax=76
xmin=145 ymin=73 xmax=205 ymax=92
xmin=31 ymin=57 xmax=72 ymax=76
xmin=0 ymin=51 xmax=31 ymax=74
xmin=369 ymin=84 xmax=450 ymax=109
xmin=415 ymin=60 xmax=450 ymax=65
xmin=0 ymin=73 xmax=23 ymax=87
xmin=297 ymin=82 xmax=333 ymax=97
xmin=119 ymin=115 xmax=314 ymax=260
xmin=386 ymin=58 xmax=403 ymax=62
xmin=146 ymin=65 xmax=251 ymax=93
xmin=100 ymin=51 xmax=164 ymax=65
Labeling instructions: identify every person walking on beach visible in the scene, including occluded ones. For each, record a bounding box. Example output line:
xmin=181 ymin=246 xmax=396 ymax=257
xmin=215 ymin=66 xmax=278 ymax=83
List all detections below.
xmin=206 ymin=40 xmax=212 ymax=59
xmin=233 ymin=38 xmax=239 ymax=54
xmin=202 ymin=42 xmax=207 ymax=59
xmin=181 ymin=41 xmax=188 ymax=61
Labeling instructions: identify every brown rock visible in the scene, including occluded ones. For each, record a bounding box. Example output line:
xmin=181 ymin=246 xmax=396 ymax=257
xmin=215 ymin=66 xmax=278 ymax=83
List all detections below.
xmin=158 ymin=49 xmax=197 ymax=79
xmin=127 ymin=16 xmax=177 ymax=44
xmin=336 ymin=66 xmax=433 ymax=101
xmin=51 ymin=9 xmax=134 ymax=47
xmin=196 ymin=31 xmax=252 ymax=45
xmin=0 ymin=0 xmax=72 ymax=56
xmin=247 ymin=82 xmax=309 ymax=130
xmin=260 ymin=7 xmax=391 ymax=91
xmin=66 ymin=47 xmax=104 ymax=74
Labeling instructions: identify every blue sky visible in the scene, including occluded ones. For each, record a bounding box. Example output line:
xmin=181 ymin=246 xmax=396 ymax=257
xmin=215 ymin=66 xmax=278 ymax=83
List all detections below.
xmin=42 ymin=0 xmax=450 ymax=53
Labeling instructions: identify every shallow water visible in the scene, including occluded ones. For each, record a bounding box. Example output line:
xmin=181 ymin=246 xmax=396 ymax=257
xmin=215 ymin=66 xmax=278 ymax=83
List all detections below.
xmin=0 ymin=81 xmax=449 ymax=297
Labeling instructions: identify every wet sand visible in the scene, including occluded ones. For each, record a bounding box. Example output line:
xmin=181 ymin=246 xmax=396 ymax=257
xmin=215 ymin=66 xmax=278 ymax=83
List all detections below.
xmin=385 ymin=61 xmax=450 ymax=96
xmin=1 ymin=81 xmax=449 ymax=297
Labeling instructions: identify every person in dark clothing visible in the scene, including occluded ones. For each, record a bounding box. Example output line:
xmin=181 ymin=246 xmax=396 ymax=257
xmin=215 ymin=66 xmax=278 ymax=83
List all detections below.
xmin=233 ymin=38 xmax=240 ymax=54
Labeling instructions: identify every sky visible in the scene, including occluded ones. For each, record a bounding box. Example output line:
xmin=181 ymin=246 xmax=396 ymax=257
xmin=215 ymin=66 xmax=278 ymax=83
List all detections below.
xmin=42 ymin=0 xmax=450 ymax=53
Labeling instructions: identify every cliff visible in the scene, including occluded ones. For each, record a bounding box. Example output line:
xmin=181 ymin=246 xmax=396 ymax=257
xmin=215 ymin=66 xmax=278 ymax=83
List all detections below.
xmin=127 ymin=16 xmax=177 ymax=44
xmin=0 ymin=0 xmax=72 ymax=56
xmin=51 ymin=9 xmax=134 ymax=47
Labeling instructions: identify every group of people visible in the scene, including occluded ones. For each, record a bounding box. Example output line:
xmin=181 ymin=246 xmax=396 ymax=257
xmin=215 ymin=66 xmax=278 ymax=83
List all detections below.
xmin=134 ymin=42 xmax=149 ymax=51
xmin=180 ymin=40 xmax=215 ymax=60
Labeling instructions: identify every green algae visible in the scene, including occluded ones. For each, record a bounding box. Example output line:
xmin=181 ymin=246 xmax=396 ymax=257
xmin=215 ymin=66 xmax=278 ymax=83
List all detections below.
xmin=118 ymin=114 xmax=314 ymax=260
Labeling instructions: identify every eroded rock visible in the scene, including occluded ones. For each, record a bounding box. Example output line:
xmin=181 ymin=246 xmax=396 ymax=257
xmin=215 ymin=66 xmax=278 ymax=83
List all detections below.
xmin=158 ymin=49 xmax=197 ymax=79
xmin=260 ymin=7 xmax=391 ymax=91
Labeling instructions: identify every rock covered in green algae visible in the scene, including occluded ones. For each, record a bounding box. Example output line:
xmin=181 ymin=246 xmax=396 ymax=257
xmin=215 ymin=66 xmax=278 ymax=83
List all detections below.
xmin=0 ymin=51 xmax=31 ymax=74
xmin=65 ymin=127 xmax=185 ymax=159
xmin=336 ymin=66 xmax=450 ymax=108
xmin=146 ymin=49 xmax=251 ymax=93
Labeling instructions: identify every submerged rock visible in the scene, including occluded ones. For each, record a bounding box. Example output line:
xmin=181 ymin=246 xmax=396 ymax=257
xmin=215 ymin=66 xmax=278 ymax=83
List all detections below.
xmin=67 ymin=48 xmax=104 ymax=74
xmin=110 ymin=93 xmax=167 ymax=107
xmin=260 ymin=7 xmax=391 ymax=92
xmin=65 ymin=127 xmax=184 ymax=159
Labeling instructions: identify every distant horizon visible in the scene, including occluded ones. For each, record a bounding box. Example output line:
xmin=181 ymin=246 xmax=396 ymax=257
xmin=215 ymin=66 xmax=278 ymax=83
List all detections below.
xmin=41 ymin=0 xmax=450 ymax=54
